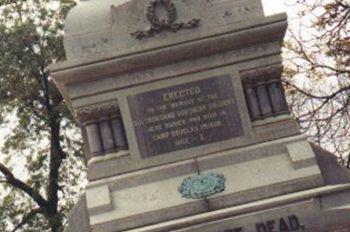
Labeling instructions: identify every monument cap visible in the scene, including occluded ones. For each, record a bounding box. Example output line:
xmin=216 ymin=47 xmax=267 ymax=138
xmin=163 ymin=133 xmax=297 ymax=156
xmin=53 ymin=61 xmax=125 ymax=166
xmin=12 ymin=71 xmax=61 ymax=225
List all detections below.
xmin=61 ymin=0 xmax=265 ymax=67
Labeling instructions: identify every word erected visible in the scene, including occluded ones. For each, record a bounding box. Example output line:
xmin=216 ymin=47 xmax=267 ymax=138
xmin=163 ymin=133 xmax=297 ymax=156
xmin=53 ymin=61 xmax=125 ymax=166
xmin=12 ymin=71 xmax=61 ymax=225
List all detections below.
xmin=224 ymin=215 xmax=305 ymax=232
xmin=127 ymin=75 xmax=244 ymax=158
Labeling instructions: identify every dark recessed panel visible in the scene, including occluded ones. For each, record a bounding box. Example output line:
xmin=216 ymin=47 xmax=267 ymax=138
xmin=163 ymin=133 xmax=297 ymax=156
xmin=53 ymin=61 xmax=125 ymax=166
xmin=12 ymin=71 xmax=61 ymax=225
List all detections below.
xmin=127 ymin=75 xmax=244 ymax=158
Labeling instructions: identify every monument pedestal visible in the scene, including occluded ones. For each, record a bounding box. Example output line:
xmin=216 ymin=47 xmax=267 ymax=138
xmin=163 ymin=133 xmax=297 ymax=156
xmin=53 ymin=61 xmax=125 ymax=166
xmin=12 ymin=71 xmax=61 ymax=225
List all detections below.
xmin=83 ymin=137 xmax=350 ymax=232
xmin=66 ymin=143 xmax=350 ymax=232
xmin=51 ymin=0 xmax=350 ymax=231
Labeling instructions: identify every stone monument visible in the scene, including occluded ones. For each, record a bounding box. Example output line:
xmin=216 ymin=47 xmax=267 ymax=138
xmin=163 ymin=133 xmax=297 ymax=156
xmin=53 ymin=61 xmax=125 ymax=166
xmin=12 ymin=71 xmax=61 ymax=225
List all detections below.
xmin=51 ymin=0 xmax=350 ymax=231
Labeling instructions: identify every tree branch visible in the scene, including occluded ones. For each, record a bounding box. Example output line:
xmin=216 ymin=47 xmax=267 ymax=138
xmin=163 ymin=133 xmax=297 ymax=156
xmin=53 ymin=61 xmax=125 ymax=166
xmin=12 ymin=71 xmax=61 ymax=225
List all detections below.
xmin=0 ymin=162 xmax=48 ymax=209
xmin=11 ymin=208 xmax=42 ymax=232
xmin=47 ymin=118 xmax=65 ymax=214
xmin=288 ymin=29 xmax=350 ymax=74
xmin=283 ymin=80 xmax=350 ymax=100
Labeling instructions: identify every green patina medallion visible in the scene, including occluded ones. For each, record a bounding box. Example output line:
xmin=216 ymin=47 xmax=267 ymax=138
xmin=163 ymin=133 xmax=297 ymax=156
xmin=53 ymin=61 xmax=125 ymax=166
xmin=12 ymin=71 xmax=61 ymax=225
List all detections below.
xmin=178 ymin=173 xmax=225 ymax=199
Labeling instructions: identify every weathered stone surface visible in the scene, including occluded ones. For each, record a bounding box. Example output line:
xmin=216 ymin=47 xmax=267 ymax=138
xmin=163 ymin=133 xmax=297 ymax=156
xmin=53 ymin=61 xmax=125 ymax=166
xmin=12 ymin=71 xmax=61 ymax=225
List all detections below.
xmin=287 ymin=140 xmax=317 ymax=169
xmin=53 ymin=0 xmax=350 ymax=231
xmin=86 ymin=185 xmax=112 ymax=215
xmin=51 ymin=0 xmax=291 ymax=179
xmin=65 ymin=144 xmax=350 ymax=231
xmin=61 ymin=0 xmax=264 ymax=64
xmin=82 ymin=136 xmax=325 ymax=231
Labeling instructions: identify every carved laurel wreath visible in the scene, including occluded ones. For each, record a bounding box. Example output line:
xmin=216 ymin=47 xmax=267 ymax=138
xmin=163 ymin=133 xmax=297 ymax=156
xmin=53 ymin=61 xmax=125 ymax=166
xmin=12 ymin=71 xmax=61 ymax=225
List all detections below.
xmin=146 ymin=0 xmax=177 ymax=27
xmin=131 ymin=0 xmax=200 ymax=40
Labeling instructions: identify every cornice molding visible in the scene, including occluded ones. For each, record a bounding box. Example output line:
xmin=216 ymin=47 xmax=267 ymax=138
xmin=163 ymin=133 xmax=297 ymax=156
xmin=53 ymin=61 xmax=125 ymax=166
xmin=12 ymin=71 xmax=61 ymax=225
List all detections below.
xmin=50 ymin=16 xmax=287 ymax=86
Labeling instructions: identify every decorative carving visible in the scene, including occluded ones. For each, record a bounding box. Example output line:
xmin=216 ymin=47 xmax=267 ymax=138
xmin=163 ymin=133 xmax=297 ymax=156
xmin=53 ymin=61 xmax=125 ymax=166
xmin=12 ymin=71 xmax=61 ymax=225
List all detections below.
xmin=75 ymin=101 xmax=119 ymax=124
xmin=241 ymin=66 xmax=283 ymax=86
xmin=178 ymin=173 xmax=225 ymax=199
xmin=131 ymin=0 xmax=200 ymax=40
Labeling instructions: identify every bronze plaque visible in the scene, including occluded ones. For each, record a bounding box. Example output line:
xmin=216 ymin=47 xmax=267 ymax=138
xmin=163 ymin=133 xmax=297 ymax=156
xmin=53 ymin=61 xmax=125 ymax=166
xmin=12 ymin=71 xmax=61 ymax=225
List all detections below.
xmin=127 ymin=75 xmax=244 ymax=158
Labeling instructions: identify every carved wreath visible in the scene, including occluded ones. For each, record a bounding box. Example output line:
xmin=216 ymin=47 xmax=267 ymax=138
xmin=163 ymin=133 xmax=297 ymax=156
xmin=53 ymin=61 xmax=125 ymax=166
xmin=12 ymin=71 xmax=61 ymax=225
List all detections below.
xmin=131 ymin=0 xmax=200 ymax=40
xmin=178 ymin=173 xmax=226 ymax=199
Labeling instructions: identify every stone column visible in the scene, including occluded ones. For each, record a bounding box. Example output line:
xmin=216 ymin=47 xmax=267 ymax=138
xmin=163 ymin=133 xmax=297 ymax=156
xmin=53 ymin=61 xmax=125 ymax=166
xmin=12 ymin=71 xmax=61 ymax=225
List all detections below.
xmin=85 ymin=122 xmax=103 ymax=157
xmin=256 ymin=82 xmax=273 ymax=118
xmin=76 ymin=101 xmax=128 ymax=161
xmin=99 ymin=119 xmax=117 ymax=153
xmin=244 ymin=85 xmax=261 ymax=121
xmin=267 ymin=80 xmax=289 ymax=114
xmin=111 ymin=117 xmax=128 ymax=151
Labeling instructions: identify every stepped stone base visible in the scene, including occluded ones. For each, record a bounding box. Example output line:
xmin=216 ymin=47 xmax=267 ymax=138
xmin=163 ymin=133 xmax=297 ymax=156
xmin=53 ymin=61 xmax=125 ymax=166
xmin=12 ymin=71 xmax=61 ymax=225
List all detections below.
xmin=65 ymin=143 xmax=350 ymax=232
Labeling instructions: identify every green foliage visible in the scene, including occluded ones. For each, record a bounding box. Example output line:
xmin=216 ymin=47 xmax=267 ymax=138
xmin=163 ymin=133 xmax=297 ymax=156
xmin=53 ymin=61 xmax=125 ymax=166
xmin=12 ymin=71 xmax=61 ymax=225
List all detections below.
xmin=0 ymin=0 xmax=85 ymax=231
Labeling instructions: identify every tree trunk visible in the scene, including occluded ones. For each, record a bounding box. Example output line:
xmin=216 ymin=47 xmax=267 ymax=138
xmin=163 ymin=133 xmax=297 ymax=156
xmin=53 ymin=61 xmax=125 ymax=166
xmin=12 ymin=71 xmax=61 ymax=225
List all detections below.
xmin=48 ymin=213 xmax=63 ymax=232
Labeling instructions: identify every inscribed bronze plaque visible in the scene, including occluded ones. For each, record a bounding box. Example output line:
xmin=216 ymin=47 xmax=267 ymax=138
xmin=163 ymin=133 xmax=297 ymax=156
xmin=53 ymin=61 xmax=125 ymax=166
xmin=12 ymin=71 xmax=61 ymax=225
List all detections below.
xmin=127 ymin=75 xmax=244 ymax=158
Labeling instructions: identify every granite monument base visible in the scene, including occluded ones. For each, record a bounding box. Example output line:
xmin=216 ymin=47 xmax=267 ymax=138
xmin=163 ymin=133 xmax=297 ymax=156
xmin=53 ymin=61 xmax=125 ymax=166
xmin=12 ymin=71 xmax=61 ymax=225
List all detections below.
xmin=65 ymin=142 xmax=350 ymax=232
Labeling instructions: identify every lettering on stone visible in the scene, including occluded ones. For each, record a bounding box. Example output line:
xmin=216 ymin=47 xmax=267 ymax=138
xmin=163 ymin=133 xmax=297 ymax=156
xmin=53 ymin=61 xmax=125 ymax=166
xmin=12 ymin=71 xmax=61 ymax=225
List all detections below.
xmin=225 ymin=215 xmax=305 ymax=232
xmin=127 ymin=75 xmax=244 ymax=158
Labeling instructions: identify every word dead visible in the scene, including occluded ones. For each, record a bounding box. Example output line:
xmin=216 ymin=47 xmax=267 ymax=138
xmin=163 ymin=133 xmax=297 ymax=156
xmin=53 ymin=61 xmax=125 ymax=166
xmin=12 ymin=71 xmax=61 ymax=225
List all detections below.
xmin=224 ymin=215 xmax=305 ymax=232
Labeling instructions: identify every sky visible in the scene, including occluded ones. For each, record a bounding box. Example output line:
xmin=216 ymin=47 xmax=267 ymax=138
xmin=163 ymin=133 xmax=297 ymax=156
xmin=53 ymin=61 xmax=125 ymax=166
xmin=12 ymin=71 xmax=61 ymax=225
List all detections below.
xmin=262 ymin=0 xmax=289 ymax=15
